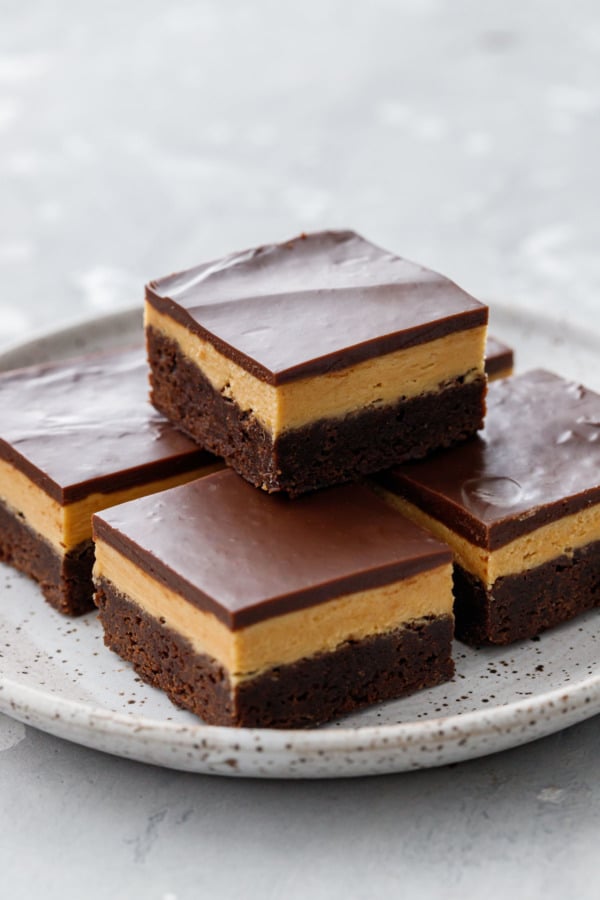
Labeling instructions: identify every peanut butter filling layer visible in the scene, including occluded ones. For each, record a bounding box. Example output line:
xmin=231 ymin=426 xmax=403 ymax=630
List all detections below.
xmin=0 ymin=457 xmax=220 ymax=553
xmin=381 ymin=491 xmax=600 ymax=589
xmin=93 ymin=538 xmax=453 ymax=683
xmin=145 ymin=304 xmax=487 ymax=436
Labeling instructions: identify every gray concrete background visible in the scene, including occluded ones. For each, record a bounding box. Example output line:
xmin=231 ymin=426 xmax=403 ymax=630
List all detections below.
xmin=1 ymin=0 xmax=599 ymax=346
xmin=1 ymin=1 xmax=599 ymax=897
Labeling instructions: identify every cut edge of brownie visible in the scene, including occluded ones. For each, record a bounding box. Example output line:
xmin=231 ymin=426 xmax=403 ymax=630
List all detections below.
xmin=453 ymin=539 xmax=600 ymax=645
xmin=95 ymin=577 xmax=455 ymax=729
xmin=0 ymin=499 xmax=95 ymax=616
xmin=147 ymin=326 xmax=487 ymax=496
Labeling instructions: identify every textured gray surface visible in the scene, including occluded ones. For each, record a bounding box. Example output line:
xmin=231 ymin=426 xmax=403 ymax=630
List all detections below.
xmin=1 ymin=0 xmax=599 ymax=897
xmin=1 ymin=717 xmax=600 ymax=899
xmin=1 ymin=0 xmax=599 ymax=347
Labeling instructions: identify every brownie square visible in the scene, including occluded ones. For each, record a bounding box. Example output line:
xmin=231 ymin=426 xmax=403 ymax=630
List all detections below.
xmin=0 ymin=348 xmax=219 ymax=615
xmin=93 ymin=469 xmax=455 ymax=728
xmin=485 ymin=335 xmax=514 ymax=381
xmin=379 ymin=369 xmax=600 ymax=643
xmin=145 ymin=230 xmax=488 ymax=496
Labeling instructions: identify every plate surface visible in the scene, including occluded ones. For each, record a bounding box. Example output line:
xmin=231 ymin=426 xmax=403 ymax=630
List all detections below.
xmin=0 ymin=304 xmax=599 ymax=778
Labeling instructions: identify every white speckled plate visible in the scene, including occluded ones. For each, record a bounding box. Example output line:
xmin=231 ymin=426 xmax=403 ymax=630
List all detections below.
xmin=0 ymin=305 xmax=599 ymax=778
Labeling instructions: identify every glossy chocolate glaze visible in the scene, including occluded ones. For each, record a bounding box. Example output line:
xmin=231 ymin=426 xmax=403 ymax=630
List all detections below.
xmin=93 ymin=469 xmax=452 ymax=629
xmin=0 ymin=348 xmax=215 ymax=503
xmin=485 ymin=335 xmax=514 ymax=378
xmin=382 ymin=370 xmax=600 ymax=549
xmin=146 ymin=230 xmax=488 ymax=384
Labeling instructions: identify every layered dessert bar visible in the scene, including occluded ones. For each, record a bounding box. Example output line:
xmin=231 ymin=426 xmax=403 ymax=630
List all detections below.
xmin=145 ymin=230 xmax=489 ymax=496
xmin=93 ymin=469 xmax=455 ymax=728
xmin=379 ymin=370 xmax=600 ymax=644
xmin=0 ymin=349 xmax=219 ymax=615
xmin=485 ymin=335 xmax=514 ymax=381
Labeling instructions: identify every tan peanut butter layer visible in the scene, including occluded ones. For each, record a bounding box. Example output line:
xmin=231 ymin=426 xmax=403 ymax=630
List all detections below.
xmin=0 ymin=457 xmax=220 ymax=553
xmin=381 ymin=491 xmax=600 ymax=589
xmin=94 ymin=537 xmax=453 ymax=683
xmin=145 ymin=303 xmax=487 ymax=436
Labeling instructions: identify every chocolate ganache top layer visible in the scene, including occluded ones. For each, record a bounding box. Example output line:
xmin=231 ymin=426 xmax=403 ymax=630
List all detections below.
xmin=146 ymin=230 xmax=488 ymax=385
xmin=0 ymin=348 xmax=215 ymax=504
xmin=382 ymin=370 xmax=600 ymax=549
xmin=93 ymin=469 xmax=452 ymax=629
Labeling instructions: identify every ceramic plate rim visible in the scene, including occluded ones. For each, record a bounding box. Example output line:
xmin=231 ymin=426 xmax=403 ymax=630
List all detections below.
xmin=3 ymin=667 xmax=600 ymax=750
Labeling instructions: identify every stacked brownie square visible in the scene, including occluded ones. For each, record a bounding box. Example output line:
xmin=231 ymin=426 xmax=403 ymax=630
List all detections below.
xmin=143 ymin=230 xmax=488 ymax=495
xmin=92 ymin=229 xmax=490 ymax=727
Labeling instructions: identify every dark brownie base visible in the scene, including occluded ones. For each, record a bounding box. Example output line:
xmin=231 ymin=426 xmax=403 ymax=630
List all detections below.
xmin=454 ymin=539 xmax=600 ymax=645
xmin=0 ymin=500 xmax=95 ymax=616
xmin=95 ymin=576 xmax=455 ymax=728
xmin=147 ymin=326 xmax=487 ymax=496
